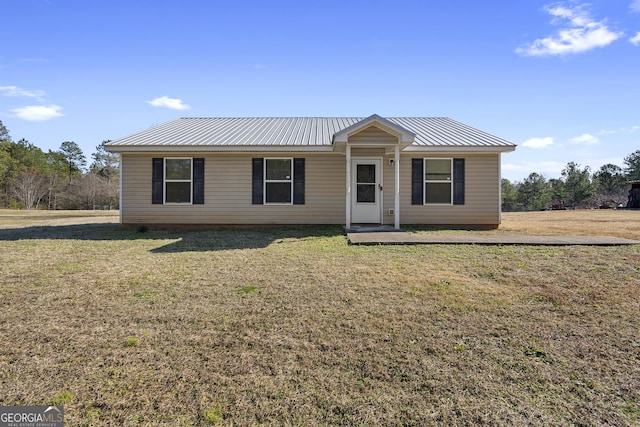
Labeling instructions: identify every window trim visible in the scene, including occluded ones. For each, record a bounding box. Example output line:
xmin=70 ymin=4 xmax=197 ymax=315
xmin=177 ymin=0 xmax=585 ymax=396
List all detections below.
xmin=424 ymin=158 xmax=453 ymax=205
xmin=263 ymin=157 xmax=293 ymax=205
xmin=164 ymin=157 xmax=193 ymax=204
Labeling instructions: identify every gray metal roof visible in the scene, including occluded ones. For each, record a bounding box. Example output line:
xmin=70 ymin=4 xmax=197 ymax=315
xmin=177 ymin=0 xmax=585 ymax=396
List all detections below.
xmin=105 ymin=116 xmax=516 ymax=151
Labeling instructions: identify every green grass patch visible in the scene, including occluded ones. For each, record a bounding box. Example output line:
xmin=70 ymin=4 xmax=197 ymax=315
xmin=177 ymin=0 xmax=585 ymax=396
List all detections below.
xmin=124 ymin=336 xmax=138 ymax=347
xmin=50 ymin=391 xmax=73 ymax=405
xmin=238 ymin=285 xmax=257 ymax=296
xmin=203 ymin=405 xmax=223 ymax=425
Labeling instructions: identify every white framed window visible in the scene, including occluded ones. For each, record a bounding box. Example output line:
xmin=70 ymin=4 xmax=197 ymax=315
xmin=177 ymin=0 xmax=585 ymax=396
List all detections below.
xmin=264 ymin=158 xmax=293 ymax=204
xmin=424 ymin=158 xmax=452 ymax=204
xmin=165 ymin=158 xmax=192 ymax=204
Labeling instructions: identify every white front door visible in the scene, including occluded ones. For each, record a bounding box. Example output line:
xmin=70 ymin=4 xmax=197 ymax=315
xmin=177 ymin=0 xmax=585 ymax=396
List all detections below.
xmin=351 ymin=159 xmax=381 ymax=224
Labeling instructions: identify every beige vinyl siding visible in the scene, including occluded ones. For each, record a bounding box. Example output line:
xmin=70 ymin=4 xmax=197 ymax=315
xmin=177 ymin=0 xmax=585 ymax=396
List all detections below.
xmin=399 ymin=153 xmax=501 ymax=226
xmin=348 ymin=126 xmax=399 ymax=145
xmin=120 ymin=151 xmax=501 ymax=226
xmin=382 ymin=158 xmax=397 ymax=225
xmin=120 ymin=153 xmax=345 ymax=225
xmin=350 ymin=148 xmax=386 ymax=157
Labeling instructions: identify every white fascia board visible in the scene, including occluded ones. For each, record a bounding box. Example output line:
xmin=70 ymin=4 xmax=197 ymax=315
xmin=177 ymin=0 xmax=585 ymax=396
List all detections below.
xmin=333 ymin=141 xmax=414 ymax=154
xmin=402 ymin=145 xmax=516 ymax=153
xmin=105 ymin=145 xmax=336 ymax=153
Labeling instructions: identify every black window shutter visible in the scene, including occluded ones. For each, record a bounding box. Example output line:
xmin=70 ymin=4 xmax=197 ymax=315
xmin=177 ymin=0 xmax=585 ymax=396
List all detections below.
xmin=453 ymin=158 xmax=465 ymax=205
xmin=411 ymin=158 xmax=423 ymax=205
xmin=193 ymin=158 xmax=205 ymax=204
xmin=293 ymin=158 xmax=305 ymax=205
xmin=152 ymin=158 xmax=163 ymax=204
xmin=252 ymin=158 xmax=264 ymax=204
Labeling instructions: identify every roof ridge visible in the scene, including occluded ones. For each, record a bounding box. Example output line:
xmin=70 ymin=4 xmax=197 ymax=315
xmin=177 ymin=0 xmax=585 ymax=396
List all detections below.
xmin=179 ymin=116 xmax=446 ymax=119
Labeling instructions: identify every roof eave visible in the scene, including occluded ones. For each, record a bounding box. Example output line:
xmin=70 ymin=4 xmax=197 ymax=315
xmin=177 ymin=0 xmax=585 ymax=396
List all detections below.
xmin=403 ymin=145 xmax=517 ymax=153
xmin=104 ymin=145 xmax=336 ymax=153
xmin=106 ymin=144 xmax=516 ymax=154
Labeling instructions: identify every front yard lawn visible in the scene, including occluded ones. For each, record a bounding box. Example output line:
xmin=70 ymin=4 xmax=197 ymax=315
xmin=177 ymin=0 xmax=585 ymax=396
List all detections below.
xmin=1 ymin=212 xmax=639 ymax=426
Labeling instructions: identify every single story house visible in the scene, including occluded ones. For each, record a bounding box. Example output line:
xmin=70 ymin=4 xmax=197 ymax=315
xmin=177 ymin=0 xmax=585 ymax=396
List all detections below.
xmin=105 ymin=114 xmax=516 ymax=228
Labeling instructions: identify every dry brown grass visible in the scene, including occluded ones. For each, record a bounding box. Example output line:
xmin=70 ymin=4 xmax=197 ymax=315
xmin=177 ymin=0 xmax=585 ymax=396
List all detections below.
xmin=500 ymin=210 xmax=640 ymax=240
xmin=0 ymin=211 xmax=639 ymax=426
xmin=0 ymin=209 xmax=119 ymax=228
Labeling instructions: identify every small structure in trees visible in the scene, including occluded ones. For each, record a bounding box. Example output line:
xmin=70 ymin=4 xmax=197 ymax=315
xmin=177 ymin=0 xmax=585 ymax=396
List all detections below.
xmin=628 ymin=180 xmax=640 ymax=208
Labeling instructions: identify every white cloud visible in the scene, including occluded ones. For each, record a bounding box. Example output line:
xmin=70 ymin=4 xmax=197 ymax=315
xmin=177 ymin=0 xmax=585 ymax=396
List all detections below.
xmin=522 ymin=136 xmax=554 ymax=148
xmin=596 ymin=126 xmax=639 ymax=135
xmin=516 ymin=4 xmax=622 ymax=56
xmin=0 ymin=85 xmax=46 ymax=101
xmin=570 ymin=133 xmax=599 ymax=144
xmin=631 ymin=0 xmax=640 ymax=13
xmin=12 ymin=105 xmax=64 ymax=121
xmin=147 ymin=96 xmax=190 ymax=110
xmin=630 ymin=32 xmax=640 ymax=45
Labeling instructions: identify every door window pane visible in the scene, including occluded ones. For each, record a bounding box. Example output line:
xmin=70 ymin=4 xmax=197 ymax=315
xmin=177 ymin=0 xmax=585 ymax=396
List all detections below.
xmin=357 ymin=164 xmax=376 ymax=183
xmin=357 ymin=184 xmax=376 ymax=203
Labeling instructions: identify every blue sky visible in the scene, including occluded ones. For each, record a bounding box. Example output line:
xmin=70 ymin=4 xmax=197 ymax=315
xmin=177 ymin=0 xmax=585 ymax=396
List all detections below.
xmin=1 ymin=0 xmax=639 ymax=181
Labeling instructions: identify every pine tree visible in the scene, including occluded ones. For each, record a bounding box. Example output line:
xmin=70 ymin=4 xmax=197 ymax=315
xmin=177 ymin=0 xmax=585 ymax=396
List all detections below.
xmin=58 ymin=141 xmax=87 ymax=187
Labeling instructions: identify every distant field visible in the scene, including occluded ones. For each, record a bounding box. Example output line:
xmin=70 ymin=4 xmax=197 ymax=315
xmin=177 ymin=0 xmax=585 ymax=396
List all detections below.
xmin=0 ymin=209 xmax=119 ymax=228
xmin=0 ymin=210 xmax=639 ymax=426
xmin=500 ymin=210 xmax=640 ymax=240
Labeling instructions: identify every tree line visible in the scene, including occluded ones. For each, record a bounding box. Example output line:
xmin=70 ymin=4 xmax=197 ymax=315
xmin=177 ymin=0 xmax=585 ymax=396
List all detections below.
xmin=0 ymin=119 xmax=119 ymax=210
xmin=502 ymin=152 xmax=640 ymax=211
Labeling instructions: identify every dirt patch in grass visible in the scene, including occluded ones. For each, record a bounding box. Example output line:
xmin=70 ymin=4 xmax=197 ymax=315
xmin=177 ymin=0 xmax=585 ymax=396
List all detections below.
xmin=1 ymin=211 xmax=639 ymax=425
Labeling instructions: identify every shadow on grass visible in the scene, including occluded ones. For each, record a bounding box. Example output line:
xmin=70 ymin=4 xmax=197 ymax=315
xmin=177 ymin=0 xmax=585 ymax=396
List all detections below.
xmin=0 ymin=223 xmax=347 ymax=252
xmin=150 ymin=225 xmax=345 ymax=252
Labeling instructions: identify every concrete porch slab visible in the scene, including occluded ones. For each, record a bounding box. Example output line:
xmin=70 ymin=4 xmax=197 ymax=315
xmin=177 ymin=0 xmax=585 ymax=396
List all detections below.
xmin=345 ymin=225 xmax=399 ymax=233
